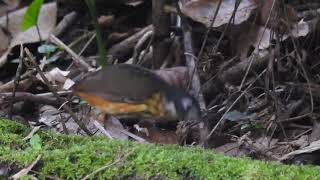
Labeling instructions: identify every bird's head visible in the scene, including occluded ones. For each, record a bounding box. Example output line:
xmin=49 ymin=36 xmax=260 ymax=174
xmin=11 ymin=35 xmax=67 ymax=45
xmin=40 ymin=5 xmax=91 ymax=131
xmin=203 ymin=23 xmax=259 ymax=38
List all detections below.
xmin=163 ymin=89 xmax=201 ymax=122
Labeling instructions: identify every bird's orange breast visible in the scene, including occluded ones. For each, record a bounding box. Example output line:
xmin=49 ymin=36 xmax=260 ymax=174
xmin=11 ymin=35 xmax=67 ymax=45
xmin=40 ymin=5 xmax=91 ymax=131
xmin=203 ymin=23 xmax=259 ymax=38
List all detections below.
xmin=75 ymin=91 xmax=166 ymax=118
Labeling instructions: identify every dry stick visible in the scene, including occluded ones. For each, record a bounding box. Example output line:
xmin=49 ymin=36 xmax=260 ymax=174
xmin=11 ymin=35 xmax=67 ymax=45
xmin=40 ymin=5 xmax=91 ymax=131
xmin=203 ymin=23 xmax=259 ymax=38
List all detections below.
xmin=23 ymin=126 xmax=43 ymax=141
xmin=2 ymin=92 xmax=61 ymax=106
xmin=132 ymin=30 xmax=153 ymax=64
xmin=0 ymin=70 xmax=35 ymax=92
xmin=53 ymin=11 xmax=78 ymax=36
xmin=50 ymin=34 xmax=93 ymax=71
xmin=1 ymin=91 xmax=72 ymax=106
xmin=37 ymin=90 xmax=72 ymax=97
xmin=79 ymin=33 xmax=96 ymax=56
xmin=8 ymin=44 xmax=24 ymax=119
xmin=24 ymin=48 xmax=92 ymax=136
xmin=207 ymin=69 xmax=267 ymax=140
xmin=108 ymin=25 xmax=153 ymax=62
xmin=136 ymin=32 xmax=154 ymax=65
xmin=63 ymin=32 xmax=96 ymax=71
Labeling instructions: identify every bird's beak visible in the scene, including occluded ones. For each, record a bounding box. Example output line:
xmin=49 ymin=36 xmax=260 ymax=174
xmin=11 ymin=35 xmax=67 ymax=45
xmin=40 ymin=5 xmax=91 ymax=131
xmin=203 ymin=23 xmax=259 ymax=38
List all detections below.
xmin=183 ymin=105 xmax=201 ymax=122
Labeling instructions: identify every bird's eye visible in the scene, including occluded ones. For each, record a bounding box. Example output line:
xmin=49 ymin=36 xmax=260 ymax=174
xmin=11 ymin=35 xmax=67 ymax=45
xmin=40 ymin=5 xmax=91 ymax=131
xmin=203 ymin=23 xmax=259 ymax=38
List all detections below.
xmin=181 ymin=97 xmax=192 ymax=110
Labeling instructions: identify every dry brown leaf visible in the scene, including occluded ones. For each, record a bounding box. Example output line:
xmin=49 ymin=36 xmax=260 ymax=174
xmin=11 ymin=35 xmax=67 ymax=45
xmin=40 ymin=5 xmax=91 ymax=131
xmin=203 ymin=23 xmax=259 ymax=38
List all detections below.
xmin=63 ymin=78 xmax=75 ymax=90
xmin=228 ymin=22 xmax=271 ymax=59
xmin=257 ymin=0 xmax=299 ymax=32
xmin=230 ymin=20 xmax=309 ymax=60
xmin=179 ymin=0 xmax=257 ymax=27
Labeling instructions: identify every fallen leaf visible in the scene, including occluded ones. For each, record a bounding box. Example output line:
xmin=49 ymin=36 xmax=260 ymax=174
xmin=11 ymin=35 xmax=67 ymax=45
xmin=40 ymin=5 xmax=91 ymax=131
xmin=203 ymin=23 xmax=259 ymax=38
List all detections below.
xmin=179 ymin=0 xmax=257 ymax=27
xmin=0 ymin=2 xmax=57 ymax=67
xmin=63 ymin=78 xmax=75 ymax=90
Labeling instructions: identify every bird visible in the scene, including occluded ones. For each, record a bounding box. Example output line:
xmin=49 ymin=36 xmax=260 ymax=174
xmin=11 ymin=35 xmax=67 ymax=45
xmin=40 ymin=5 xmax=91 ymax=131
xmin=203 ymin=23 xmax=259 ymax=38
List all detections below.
xmin=73 ymin=64 xmax=201 ymax=123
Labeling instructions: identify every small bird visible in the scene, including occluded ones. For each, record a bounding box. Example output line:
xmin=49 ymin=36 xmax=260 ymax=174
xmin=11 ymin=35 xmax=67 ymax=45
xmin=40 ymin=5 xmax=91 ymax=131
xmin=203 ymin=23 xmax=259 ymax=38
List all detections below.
xmin=73 ymin=64 xmax=201 ymax=123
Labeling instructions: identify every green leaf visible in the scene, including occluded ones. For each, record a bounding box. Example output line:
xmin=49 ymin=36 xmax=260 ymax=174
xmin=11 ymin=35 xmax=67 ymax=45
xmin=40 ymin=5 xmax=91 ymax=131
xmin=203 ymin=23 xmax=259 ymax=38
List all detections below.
xmin=21 ymin=0 xmax=44 ymax=31
xmin=38 ymin=44 xmax=57 ymax=54
xmin=224 ymin=111 xmax=248 ymax=121
xmin=30 ymin=134 xmax=42 ymax=150
xmin=224 ymin=111 xmax=256 ymax=121
xmin=79 ymin=100 xmax=88 ymax=105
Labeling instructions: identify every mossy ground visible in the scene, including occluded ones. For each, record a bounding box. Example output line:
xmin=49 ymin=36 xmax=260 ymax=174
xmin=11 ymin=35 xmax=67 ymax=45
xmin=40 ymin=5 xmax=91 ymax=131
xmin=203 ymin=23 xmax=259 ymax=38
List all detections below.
xmin=0 ymin=119 xmax=319 ymax=179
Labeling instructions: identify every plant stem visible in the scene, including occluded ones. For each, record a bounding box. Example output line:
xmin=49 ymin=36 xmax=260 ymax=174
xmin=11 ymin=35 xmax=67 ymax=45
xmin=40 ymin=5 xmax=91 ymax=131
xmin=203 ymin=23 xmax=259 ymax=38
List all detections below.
xmin=85 ymin=0 xmax=107 ymax=68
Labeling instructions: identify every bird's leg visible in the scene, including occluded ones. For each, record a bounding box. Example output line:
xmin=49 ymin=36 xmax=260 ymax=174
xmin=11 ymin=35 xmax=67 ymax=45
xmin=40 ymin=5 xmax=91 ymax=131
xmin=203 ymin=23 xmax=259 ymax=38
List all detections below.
xmin=176 ymin=121 xmax=190 ymax=145
xmin=97 ymin=113 xmax=109 ymax=129
xmin=198 ymin=118 xmax=209 ymax=148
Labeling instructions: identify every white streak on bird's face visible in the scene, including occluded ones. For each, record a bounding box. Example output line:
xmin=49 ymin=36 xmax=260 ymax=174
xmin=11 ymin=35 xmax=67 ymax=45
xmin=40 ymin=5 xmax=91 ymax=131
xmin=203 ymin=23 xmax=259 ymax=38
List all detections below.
xmin=181 ymin=97 xmax=201 ymax=121
xmin=164 ymin=99 xmax=178 ymax=120
xmin=181 ymin=97 xmax=193 ymax=111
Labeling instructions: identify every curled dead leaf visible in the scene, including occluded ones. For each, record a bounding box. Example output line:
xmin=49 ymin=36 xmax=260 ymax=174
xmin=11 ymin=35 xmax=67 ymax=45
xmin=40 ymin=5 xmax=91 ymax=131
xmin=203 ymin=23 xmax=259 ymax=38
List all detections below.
xmin=36 ymin=67 xmax=70 ymax=85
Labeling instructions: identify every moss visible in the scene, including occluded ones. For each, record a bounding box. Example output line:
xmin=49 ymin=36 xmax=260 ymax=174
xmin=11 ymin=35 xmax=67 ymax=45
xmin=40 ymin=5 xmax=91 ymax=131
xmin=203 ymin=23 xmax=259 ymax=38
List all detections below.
xmin=0 ymin=118 xmax=320 ymax=179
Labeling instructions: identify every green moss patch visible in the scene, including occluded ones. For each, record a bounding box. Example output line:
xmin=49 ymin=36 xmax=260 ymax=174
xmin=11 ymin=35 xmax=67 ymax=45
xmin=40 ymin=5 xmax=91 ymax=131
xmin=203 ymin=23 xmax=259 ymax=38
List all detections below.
xmin=0 ymin=119 xmax=319 ymax=179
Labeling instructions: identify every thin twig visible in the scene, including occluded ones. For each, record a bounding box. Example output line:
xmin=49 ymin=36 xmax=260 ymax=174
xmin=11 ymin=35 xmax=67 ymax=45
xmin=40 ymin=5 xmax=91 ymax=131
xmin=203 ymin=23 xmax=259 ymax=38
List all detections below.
xmin=8 ymin=44 xmax=24 ymax=119
xmin=50 ymin=34 xmax=93 ymax=71
xmin=239 ymin=0 xmax=276 ymax=90
xmin=10 ymin=155 xmax=42 ymax=180
xmin=53 ymin=11 xmax=78 ymax=36
xmin=23 ymin=126 xmax=43 ymax=141
xmin=79 ymin=33 xmax=96 ymax=56
xmin=35 ymin=24 xmax=42 ymax=42
xmin=0 ymin=70 xmax=35 ymax=92
xmin=1 ymin=92 xmax=68 ymax=106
